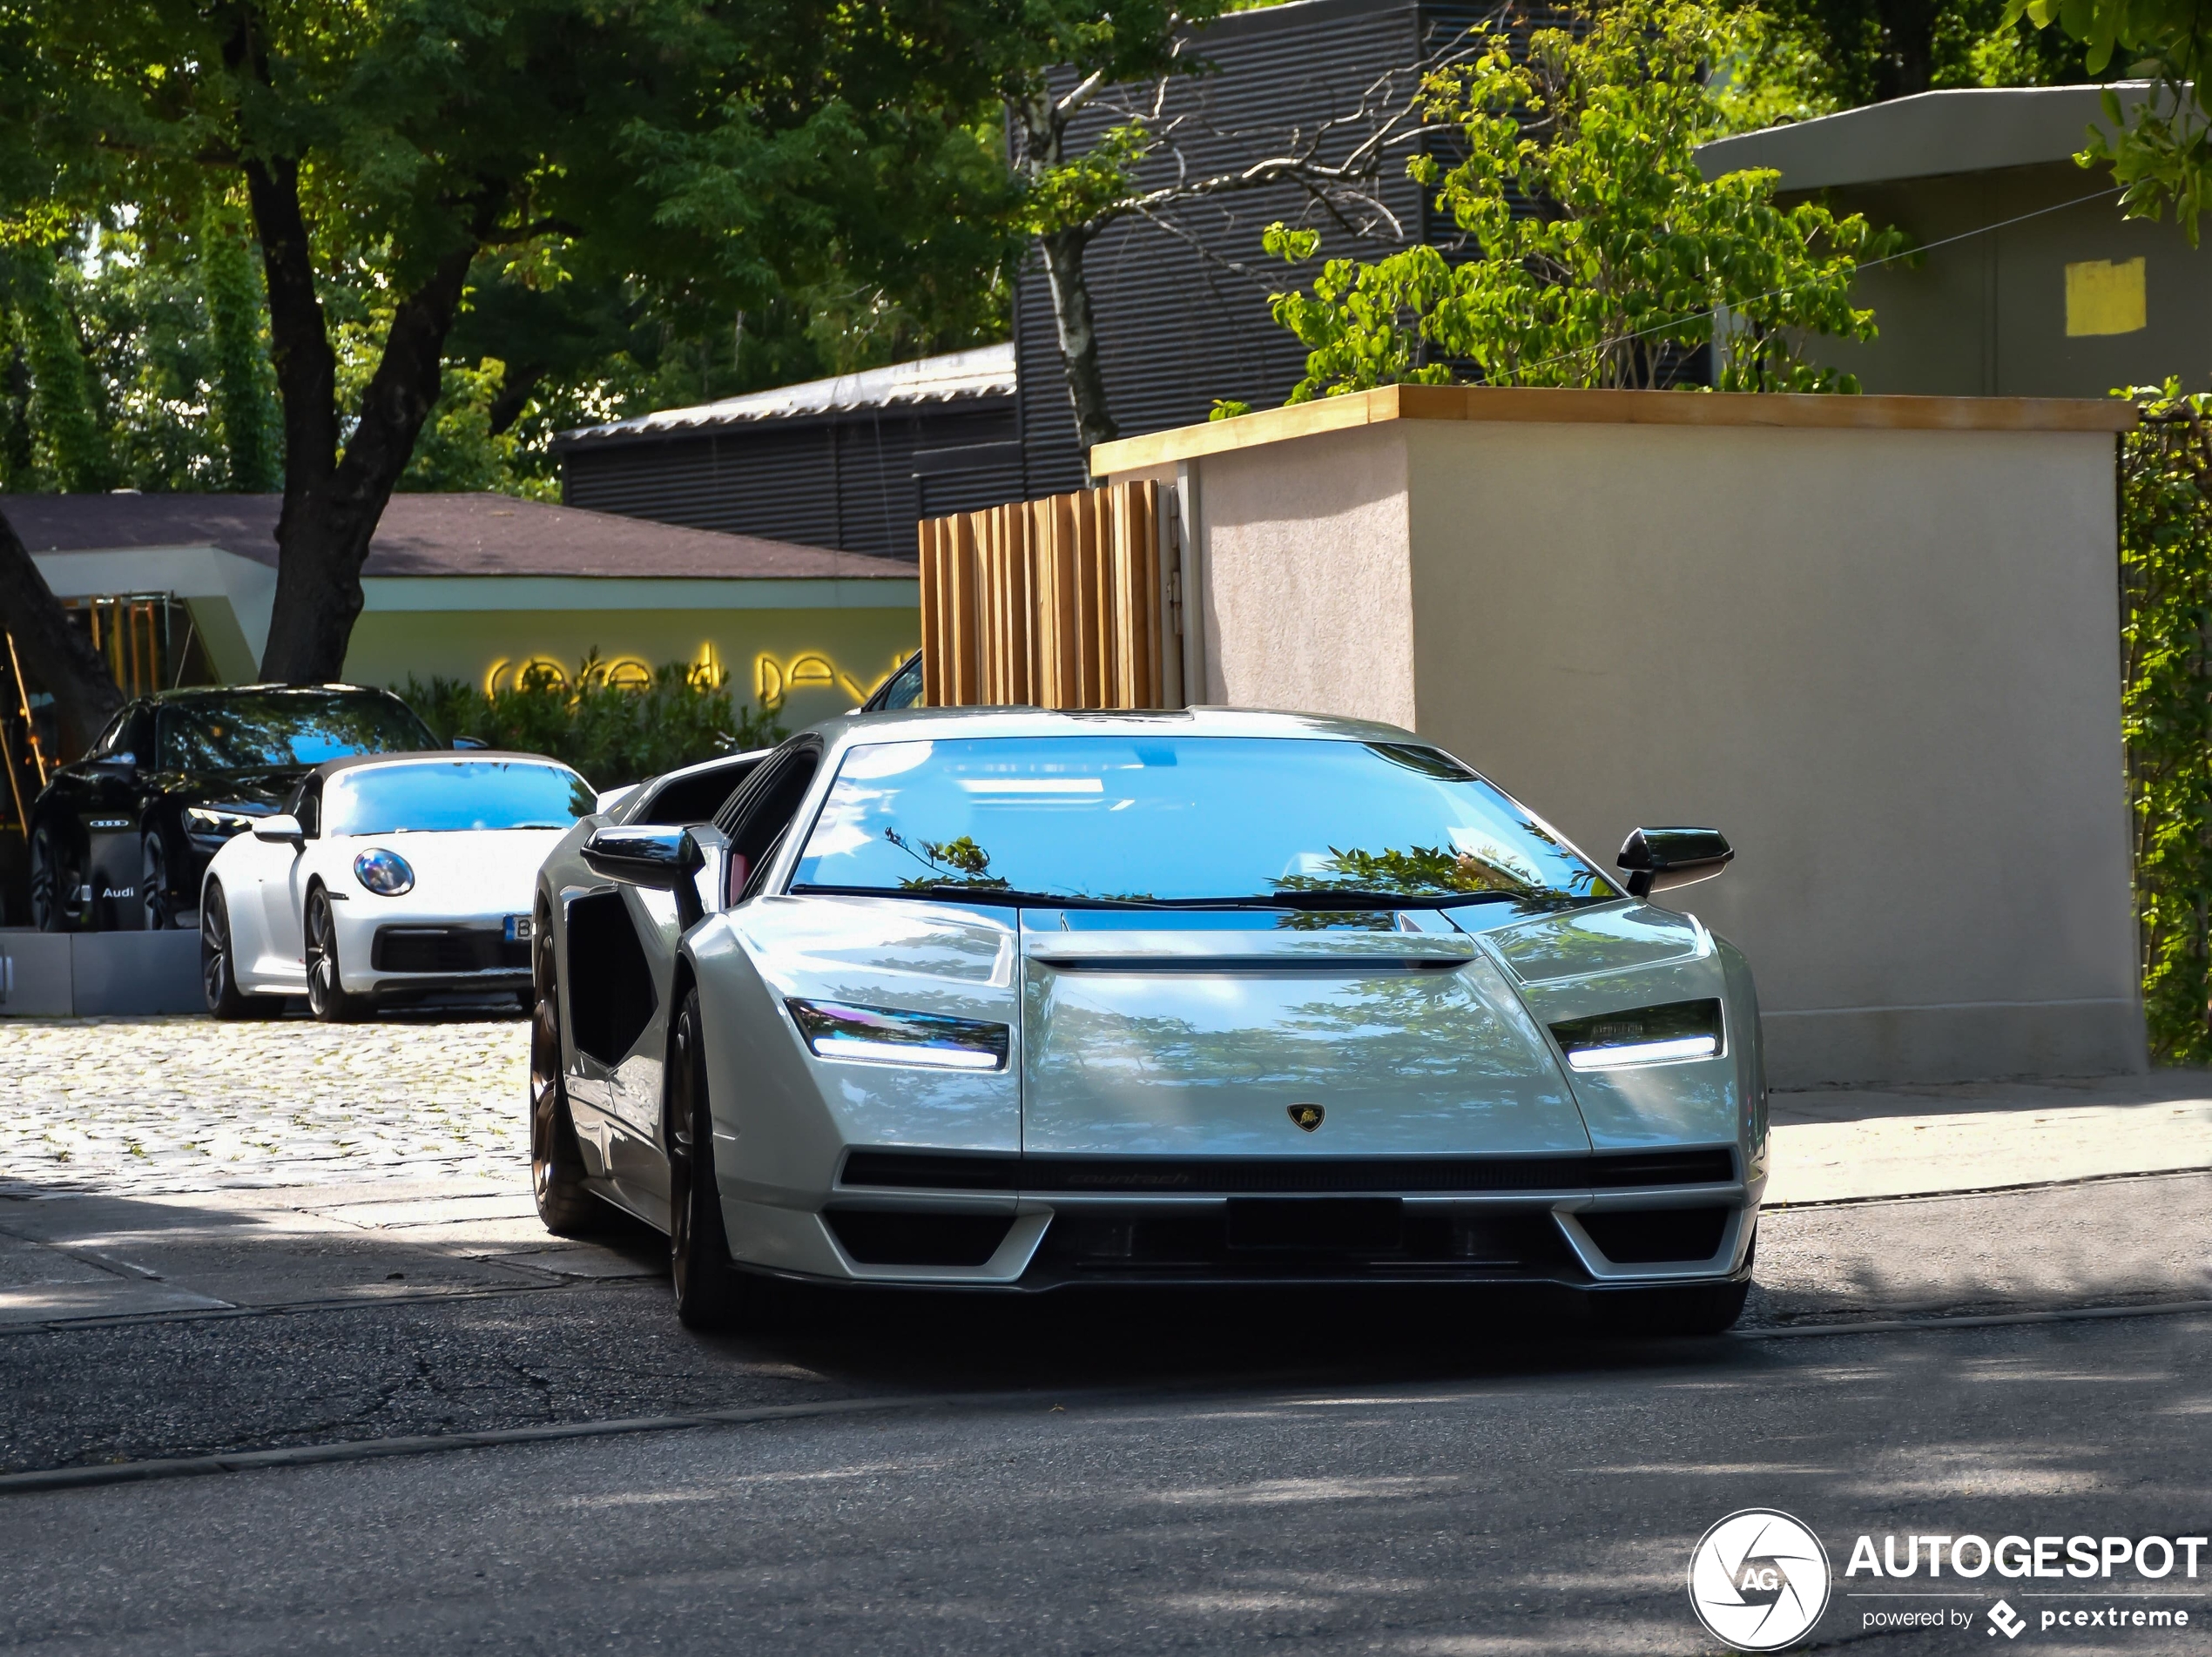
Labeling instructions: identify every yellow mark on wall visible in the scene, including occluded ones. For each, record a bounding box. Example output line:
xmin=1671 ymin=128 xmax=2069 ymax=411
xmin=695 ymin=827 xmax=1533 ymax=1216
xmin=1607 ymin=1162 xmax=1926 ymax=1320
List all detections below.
xmin=2065 ymin=258 xmax=2147 ymax=337
xmin=756 ymin=650 xmax=909 ymax=707
xmin=482 ymin=654 xmax=652 ymax=695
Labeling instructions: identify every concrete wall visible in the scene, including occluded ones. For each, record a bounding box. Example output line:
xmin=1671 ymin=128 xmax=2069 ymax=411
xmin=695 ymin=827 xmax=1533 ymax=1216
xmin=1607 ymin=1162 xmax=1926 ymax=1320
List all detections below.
xmin=1133 ymin=391 xmax=2142 ymax=1087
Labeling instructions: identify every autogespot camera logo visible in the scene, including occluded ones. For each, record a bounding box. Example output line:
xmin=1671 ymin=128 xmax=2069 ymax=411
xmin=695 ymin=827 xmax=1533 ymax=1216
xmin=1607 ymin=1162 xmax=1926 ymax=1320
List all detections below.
xmin=1689 ymin=1509 xmax=1833 ymax=1652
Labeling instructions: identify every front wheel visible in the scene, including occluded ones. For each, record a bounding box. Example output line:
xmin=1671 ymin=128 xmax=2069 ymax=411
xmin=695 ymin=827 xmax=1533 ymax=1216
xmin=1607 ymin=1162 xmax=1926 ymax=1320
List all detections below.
xmin=202 ymin=883 xmax=282 ymax=1020
xmin=667 ymin=987 xmax=761 ymax=1330
xmin=141 ymin=833 xmax=177 ymax=931
xmin=530 ymin=919 xmax=605 ymax=1236
xmin=304 ymin=887 xmax=368 ymax=1022
xmin=30 ymin=823 xmax=80 ymax=933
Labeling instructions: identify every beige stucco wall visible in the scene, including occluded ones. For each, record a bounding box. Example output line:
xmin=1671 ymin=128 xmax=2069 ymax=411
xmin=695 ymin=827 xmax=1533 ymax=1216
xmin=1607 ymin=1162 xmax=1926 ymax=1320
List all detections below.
xmin=1186 ymin=424 xmax=1418 ymax=728
xmin=1155 ymin=413 xmax=2141 ymax=1087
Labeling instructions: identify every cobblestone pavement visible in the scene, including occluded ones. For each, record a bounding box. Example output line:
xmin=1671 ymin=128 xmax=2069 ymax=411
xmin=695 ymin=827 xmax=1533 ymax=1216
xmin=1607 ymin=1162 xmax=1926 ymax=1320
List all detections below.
xmin=0 ymin=1013 xmax=529 ymax=1198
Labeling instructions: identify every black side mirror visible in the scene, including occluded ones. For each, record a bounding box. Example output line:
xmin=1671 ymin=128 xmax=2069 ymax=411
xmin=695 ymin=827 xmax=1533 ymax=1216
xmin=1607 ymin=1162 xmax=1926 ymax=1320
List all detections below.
xmin=583 ymin=825 xmax=709 ymax=927
xmin=1616 ymin=827 xmax=1732 ymax=899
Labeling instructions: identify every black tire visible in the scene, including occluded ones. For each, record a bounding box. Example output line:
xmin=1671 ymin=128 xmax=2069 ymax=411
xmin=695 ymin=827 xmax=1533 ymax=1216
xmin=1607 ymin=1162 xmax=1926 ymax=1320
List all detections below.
xmin=304 ymin=886 xmax=369 ymax=1022
xmin=1593 ymin=1277 xmax=1750 ymax=1337
xmin=30 ymin=821 xmax=81 ymax=933
xmin=667 ymin=987 xmax=759 ymax=1330
xmin=141 ymin=833 xmax=176 ymax=931
xmin=530 ymin=917 xmax=605 ymax=1236
xmin=202 ymin=883 xmax=282 ymax=1020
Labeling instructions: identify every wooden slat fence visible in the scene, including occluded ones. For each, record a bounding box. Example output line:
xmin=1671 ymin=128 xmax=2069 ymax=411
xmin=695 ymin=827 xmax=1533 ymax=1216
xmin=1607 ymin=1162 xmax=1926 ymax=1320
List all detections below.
xmin=916 ymin=482 xmax=1180 ymax=709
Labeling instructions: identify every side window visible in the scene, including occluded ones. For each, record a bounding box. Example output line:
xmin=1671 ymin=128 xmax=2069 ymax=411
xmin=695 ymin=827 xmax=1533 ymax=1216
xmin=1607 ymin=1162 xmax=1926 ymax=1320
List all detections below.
xmin=87 ymin=707 xmax=132 ymax=760
xmin=287 ymin=777 xmax=323 ymax=838
xmin=713 ymin=743 xmax=822 ymax=903
xmin=865 ymin=652 xmax=923 ymax=711
xmin=117 ymin=706 xmax=153 ymax=769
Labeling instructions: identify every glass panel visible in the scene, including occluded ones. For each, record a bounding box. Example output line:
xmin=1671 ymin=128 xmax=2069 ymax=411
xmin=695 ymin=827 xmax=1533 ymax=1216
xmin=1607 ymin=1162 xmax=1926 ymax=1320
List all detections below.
xmin=325 ymin=760 xmax=594 ymax=836
xmin=792 ymin=736 xmax=1616 ymax=906
xmin=157 ymin=692 xmax=433 ymax=772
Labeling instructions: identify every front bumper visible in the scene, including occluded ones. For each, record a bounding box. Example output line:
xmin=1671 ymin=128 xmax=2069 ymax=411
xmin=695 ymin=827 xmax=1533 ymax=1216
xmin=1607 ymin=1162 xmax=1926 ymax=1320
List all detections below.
xmin=719 ymin=1149 xmax=1761 ymax=1291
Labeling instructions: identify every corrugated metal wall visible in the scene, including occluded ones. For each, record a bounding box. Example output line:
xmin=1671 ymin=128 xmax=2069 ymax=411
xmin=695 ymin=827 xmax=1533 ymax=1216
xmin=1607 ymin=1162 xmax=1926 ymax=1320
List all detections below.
xmin=563 ymin=401 xmax=1018 ymax=562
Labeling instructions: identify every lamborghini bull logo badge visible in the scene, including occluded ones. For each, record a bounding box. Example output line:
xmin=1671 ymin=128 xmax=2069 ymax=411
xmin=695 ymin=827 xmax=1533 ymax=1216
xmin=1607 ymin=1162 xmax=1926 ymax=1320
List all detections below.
xmin=1287 ymin=1103 xmax=1325 ymax=1133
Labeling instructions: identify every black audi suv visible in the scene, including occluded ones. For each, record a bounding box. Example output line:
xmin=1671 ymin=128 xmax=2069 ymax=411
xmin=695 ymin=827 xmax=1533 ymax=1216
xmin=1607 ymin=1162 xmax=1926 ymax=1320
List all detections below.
xmin=29 ymin=684 xmax=440 ymax=932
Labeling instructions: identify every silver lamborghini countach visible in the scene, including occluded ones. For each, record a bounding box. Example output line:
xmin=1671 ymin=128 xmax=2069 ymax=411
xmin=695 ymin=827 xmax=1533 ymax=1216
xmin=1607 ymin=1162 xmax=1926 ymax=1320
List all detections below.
xmin=529 ymin=708 xmax=1764 ymax=1333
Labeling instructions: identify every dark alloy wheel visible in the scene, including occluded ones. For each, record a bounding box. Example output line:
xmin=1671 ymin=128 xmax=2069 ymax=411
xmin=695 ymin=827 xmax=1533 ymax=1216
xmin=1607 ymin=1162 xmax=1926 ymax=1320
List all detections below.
xmin=202 ymin=883 xmax=281 ymax=1020
xmin=530 ymin=916 xmax=605 ymax=1236
xmin=667 ymin=987 xmax=761 ymax=1330
xmin=141 ymin=833 xmax=176 ymax=931
xmin=30 ymin=822 xmax=82 ymax=933
xmin=304 ymin=886 xmax=368 ymax=1022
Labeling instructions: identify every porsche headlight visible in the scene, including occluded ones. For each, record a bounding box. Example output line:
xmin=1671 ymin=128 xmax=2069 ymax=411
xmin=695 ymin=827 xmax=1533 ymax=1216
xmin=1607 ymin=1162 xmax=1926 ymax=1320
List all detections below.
xmin=184 ymin=805 xmax=260 ymax=839
xmin=786 ymin=998 xmax=1009 ymax=1072
xmin=354 ymin=847 xmax=415 ymax=897
xmin=1549 ymin=999 xmax=1721 ymax=1070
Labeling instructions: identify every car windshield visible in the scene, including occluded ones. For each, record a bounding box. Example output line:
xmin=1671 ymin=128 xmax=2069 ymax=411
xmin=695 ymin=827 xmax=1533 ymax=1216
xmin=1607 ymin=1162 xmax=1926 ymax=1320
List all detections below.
xmin=158 ymin=693 xmax=432 ymax=771
xmin=325 ymin=760 xmax=593 ymax=835
xmin=789 ymin=736 xmax=1617 ymax=908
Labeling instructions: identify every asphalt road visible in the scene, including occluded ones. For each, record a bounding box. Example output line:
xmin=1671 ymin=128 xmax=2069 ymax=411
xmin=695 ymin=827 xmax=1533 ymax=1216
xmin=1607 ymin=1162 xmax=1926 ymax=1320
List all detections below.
xmin=3 ymin=1308 xmax=2206 ymax=1656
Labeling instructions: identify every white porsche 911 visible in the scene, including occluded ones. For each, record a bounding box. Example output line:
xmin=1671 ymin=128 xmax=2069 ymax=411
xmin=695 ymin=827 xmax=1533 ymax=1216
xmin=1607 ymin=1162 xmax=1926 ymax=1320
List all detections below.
xmin=529 ymin=708 xmax=1765 ymax=1336
xmin=200 ymin=751 xmax=594 ymax=1020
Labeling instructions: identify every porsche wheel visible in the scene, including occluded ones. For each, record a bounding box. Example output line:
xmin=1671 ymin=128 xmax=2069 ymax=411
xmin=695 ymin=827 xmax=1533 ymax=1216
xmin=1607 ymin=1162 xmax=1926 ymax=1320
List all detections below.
xmin=530 ymin=921 xmax=604 ymax=1236
xmin=141 ymin=833 xmax=176 ymax=931
xmin=202 ymin=884 xmax=281 ymax=1020
xmin=304 ymin=887 xmax=368 ymax=1022
xmin=667 ymin=987 xmax=758 ymax=1330
xmin=30 ymin=822 xmax=80 ymax=933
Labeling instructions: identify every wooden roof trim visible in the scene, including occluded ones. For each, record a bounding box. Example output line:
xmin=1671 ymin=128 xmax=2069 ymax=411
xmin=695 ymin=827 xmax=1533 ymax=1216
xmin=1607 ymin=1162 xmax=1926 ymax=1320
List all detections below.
xmin=1090 ymin=383 xmax=2139 ymax=473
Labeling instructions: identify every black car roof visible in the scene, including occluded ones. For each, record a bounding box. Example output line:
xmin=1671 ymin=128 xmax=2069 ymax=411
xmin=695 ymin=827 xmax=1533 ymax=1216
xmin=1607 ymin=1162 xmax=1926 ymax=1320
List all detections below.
xmin=308 ymin=751 xmax=572 ymax=780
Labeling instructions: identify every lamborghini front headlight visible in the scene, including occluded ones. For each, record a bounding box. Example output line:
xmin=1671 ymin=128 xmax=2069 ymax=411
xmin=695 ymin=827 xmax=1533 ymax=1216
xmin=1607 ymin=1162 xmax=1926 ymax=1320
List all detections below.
xmin=1548 ymin=999 xmax=1722 ymax=1071
xmin=786 ymin=998 xmax=1009 ymax=1072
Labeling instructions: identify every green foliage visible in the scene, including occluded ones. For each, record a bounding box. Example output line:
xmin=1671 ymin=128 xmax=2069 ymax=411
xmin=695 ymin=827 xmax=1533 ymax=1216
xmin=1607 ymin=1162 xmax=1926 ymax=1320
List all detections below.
xmin=2006 ymin=0 xmax=2212 ymax=237
xmin=11 ymin=245 xmax=108 ymax=489
xmin=2120 ymin=382 xmax=2212 ymax=1061
xmin=199 ymin=199 xmax=280 ymax=492
xmin=395 ymin=654 xmax=786 ymax=791
xmin=1263 ymin=0 xmax=1907 ymax=400
xmin=1730 ymin=0 xmax=2100 ymax=113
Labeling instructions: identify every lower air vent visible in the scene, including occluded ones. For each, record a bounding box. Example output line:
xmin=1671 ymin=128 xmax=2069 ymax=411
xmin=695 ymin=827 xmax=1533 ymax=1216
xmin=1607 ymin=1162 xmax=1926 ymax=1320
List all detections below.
xmin=825 ymin=1210 xmax=1014 ymax=1268
xmin=370 ymin=926 xmax=529 ymax=973
xmin=1579 ymin=1207 xmax=1730 ymax=1264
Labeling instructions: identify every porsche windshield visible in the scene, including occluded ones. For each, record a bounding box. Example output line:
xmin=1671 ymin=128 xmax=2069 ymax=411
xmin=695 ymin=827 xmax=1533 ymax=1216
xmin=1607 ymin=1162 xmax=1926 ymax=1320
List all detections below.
xmin=326 ymin=761 xmax=593 ymax=836
xmin=157 ymin=693 xmax=433 ymax=771
xmin=790 ymin=736 xmax=1617 ymax=907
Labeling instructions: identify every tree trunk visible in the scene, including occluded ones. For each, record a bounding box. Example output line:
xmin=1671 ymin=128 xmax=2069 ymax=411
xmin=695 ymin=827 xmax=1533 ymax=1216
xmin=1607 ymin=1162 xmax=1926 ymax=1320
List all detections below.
xmin=1038 ymin=226 xmax=1119 ymax=477
xmin=243 ymin=152 xmax=488 ymax=683
xmin=0 ymin=503 xmax=121 ymax=758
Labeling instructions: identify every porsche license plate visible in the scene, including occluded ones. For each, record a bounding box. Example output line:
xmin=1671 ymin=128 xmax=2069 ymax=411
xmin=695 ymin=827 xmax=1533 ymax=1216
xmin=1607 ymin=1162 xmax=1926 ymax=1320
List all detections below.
xmin=503 ymin=914 xmax=532 ymax=943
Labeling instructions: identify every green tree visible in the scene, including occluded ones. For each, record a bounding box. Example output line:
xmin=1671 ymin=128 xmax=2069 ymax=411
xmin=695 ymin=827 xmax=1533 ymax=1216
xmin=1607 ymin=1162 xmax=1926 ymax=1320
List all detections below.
xmin=199 ymin=197 xmax=280 ymax=492
xmin=1 ymin=0 xmax=1020 ymax=682
xmin=10 ymin=244 xmax=108 ymax=489
xmin=1262 ymin=0 xmax=1905 ymax=398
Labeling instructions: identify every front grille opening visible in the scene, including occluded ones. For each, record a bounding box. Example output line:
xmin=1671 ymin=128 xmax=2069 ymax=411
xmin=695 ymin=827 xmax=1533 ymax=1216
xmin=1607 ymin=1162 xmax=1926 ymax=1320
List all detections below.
xmin=370 ymin=926 xmax=529 ymax=974
xmin=825 ymin=1209 xmax=1014 ymax=1268
xmin=1579 ymin=1207 xmax=1730 ymax=1264
xmin=1036 ymin=1206 xmax=1580 ymax=1278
